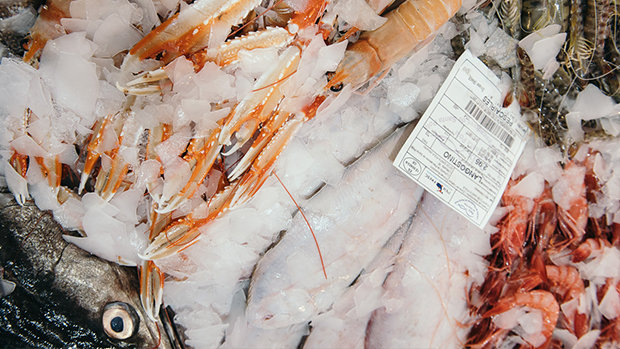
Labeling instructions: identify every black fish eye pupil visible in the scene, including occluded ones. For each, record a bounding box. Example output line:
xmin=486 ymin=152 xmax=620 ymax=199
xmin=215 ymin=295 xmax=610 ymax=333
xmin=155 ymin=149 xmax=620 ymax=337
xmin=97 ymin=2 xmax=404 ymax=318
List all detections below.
xmin=330 ymin=83 xmax=344 ymax=92
xmin=110 ymin=316 xmax=124 ymax=333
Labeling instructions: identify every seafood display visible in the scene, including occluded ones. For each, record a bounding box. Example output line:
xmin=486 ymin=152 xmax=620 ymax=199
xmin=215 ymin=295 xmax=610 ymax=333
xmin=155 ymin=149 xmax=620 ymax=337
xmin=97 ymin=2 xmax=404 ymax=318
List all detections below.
xmin=0 ymin=0 xmax=619 ymax=348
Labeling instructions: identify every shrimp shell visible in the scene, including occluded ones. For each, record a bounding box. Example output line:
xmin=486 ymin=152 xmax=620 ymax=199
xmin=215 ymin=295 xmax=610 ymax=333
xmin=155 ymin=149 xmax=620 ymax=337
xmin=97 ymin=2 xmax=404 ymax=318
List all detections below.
xmin=328 ymin=0 xmax=462 ymax=90
xmin=498 ymin=0 xmax=522 ymax=38
xmin=584 ymin=0 xmax=612 ymax=59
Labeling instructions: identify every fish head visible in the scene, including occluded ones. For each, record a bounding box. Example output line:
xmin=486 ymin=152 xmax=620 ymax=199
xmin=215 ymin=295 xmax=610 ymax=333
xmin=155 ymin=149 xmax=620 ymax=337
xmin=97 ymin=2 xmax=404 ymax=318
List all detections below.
xmin=0 ymin=192 xmax=184 ymax=348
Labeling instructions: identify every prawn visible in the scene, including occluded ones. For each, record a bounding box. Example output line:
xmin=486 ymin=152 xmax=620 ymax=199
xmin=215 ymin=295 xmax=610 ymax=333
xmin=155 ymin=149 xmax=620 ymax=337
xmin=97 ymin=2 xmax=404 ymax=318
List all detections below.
xmin=491 ymin=178 xmax=534 ymax=268
xmin=572 ymin=238 xmax=612 ymax=262
xmin=545 ymin=265 xmax=588 ymax=337
xmin=498 ymin=0 xmax=522 ymax=38
xmin=532 ymin=186 xmax=557 ymax=253
xmin=482 ymin=290 xmax=560 ymax=348
xmin=327 ymin=0 xmax=462 ymax=91
xmin=553 ymin=161 xmax=588 ymax=246
xmin=125 ymin=0 xmax=262 ymax=65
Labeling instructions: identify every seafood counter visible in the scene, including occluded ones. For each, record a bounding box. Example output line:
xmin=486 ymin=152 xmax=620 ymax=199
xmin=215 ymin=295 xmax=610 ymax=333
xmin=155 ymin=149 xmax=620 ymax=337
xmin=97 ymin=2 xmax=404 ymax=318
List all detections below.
xmin=0 ymin=0 xmax=619 ymax=348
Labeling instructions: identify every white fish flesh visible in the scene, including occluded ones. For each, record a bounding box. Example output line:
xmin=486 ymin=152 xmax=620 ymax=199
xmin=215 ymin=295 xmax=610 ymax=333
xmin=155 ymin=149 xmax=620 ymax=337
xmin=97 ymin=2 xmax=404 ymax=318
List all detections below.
xmin=365 ymin=193 xmax=491 ymax=348
xmin=302 ymin=217 xmax=413 ymax=349
xmin=246 ymin=128 xmax=425 ymax=329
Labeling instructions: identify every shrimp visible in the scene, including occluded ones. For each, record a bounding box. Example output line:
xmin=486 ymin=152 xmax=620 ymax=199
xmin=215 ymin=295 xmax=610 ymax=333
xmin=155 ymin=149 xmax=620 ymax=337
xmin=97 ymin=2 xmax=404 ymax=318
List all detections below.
xmin=119 ymin=26 xmax=294 ymax=95
xmin=138 ymin=260 xmax=164 ymax=322
xmin=7 ymin=108 xmax=67 ymax=196
xmin=553 ymin=161 xmax=588 ymax=245
xmin=521 ymin=0 xmax=570 ymax=33
xmin=598 ymin=279 xmax=620 ymax=344
xmin=491 ymin=178 xmax=534 ymax=268
xmin=584 ymin=0 xmax=613 ymax=61
xmin=151 ymin=46 xmax=314 ymax=216
xmin=327 ymin=0 xmax=462 ymax=91
xmin=78 ymin=99 xmax=149 ymax=202
xmin=532 ymin=186 xmax=557 ymax=252
xmin=572 ymin=238 xmax=612 ymax=262
xmin=546 ymin=265 xmax=588 ymax=337
xmin=566 ymin=0 xmax=594 ymax=77
xmin=482 ymin=290 xmax=560 ymax=348
xmin=498 ymin=0 xmax=522 ymax=38
xmin=517 ymin=46 xmax=537 ymax=109
xmin=119 ymin=2 xmax=329 ymax=217
xmin=546 ymin=265 xmax=585 ymax=302
xmin=124 ymin=0 xmax=262 ymax=65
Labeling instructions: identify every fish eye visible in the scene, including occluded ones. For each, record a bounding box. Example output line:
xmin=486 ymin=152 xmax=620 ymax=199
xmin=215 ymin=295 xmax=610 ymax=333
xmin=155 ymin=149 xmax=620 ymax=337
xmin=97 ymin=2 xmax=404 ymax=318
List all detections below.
xmin=102 ymin=302 xmax=139 ymax=340
xmin=330 ymin=83 xmax=344 ymax=92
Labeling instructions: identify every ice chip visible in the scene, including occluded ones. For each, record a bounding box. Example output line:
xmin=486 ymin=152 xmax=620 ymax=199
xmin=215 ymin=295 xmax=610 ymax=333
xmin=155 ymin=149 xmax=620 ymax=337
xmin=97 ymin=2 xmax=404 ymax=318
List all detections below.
xmin=570 ymin=84 xmax=616 ymax=120
xmin=39 ymin=33 xmax=99 ymax=119
xmin=93 ymin=13 xmax=142 ymax=57
xmin=518 ymin=25 xmax=565 ymax=71
xmin=332 ymin=0 xmax=386 ymax=31
xmin=509 ymin=172 xmax=545 ymax=199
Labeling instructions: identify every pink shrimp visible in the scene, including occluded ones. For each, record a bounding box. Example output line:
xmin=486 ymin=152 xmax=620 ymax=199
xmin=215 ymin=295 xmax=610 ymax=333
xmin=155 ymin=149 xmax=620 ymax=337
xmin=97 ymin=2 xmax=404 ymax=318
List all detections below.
xmin=483 ymin=290 xmax=560 ymax=348
xmin=491 ymin=178 xmax=534 ymax=268
xmin=553 ymin=161 xmax=588 ymax=245
xmin=546 ymin=265 xmax=588 ymax=337
xmin=572 ymin=238 xmax=612 ymax=262
xmin=532 ymin=186 xmax=557 ymax=252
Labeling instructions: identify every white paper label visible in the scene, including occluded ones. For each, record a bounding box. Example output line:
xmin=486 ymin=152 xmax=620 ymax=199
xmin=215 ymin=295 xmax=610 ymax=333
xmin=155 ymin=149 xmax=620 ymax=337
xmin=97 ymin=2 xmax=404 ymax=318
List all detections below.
xmin=393 ymin=50 xmax=529 ymax=228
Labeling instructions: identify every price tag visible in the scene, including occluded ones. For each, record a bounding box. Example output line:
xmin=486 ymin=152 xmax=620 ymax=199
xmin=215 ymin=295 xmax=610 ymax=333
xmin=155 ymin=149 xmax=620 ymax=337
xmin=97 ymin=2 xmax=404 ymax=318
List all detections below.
xmin=393 ymin=50 xmax=529 ymax=228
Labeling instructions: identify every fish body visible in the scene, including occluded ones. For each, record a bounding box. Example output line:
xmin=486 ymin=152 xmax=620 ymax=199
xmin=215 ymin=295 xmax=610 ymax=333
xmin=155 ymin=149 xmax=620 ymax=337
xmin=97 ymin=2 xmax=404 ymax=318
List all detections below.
xmin=0 ymin=189 xmax=180 ymax=348
xmin=302 ymin=217 xmax=413 ymax=349
xmin=365 ymin=194 xmax=491 ymax=348
xmin=246 ymin=128 xmax=424 ymax=329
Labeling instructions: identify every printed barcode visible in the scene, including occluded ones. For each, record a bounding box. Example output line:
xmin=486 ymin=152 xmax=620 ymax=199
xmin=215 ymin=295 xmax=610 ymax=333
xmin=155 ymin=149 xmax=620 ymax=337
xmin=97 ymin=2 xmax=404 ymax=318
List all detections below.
xmin=464 ymin=100 xmax=514 ymax=147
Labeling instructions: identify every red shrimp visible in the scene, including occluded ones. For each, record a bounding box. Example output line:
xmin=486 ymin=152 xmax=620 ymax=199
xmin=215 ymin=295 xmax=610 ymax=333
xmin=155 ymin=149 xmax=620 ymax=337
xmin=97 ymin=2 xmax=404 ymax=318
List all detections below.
xmin=483 ymin=290 xmax=560 ymax=348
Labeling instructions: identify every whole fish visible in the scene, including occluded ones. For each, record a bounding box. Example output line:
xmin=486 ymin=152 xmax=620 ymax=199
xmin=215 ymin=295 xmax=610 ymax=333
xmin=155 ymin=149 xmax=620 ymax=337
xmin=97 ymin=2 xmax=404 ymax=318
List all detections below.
xmin=246 ymin=127 xmax=424 ymax=329
xmin=0 ymin=188 xmax=183 ymax=348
